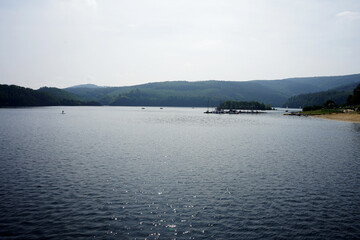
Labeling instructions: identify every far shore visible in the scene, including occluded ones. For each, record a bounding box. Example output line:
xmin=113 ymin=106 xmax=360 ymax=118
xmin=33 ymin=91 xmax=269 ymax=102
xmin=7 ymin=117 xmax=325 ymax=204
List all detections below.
xmin=311 ymin=112 xmax=360 ymax=123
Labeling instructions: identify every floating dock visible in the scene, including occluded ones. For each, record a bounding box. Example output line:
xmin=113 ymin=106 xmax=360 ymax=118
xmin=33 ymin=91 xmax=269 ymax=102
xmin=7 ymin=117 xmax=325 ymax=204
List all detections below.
xmin=204 ymin=109 xmax=266 ymax=114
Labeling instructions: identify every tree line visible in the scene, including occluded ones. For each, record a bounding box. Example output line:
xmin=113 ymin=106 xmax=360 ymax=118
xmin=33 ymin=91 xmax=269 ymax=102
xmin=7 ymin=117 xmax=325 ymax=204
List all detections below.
xmin=302 ymin=83 xmax=360 ymax=111
xmin=0 ymin=85 xmax=101 ymax=107
xmin=216 ymin=100 xmax=272 ymax=110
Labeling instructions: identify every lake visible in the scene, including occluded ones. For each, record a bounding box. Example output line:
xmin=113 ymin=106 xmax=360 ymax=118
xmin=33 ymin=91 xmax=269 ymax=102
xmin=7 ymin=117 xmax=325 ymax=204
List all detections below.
xmin=0 ymin=107 xmax=359 ymax=239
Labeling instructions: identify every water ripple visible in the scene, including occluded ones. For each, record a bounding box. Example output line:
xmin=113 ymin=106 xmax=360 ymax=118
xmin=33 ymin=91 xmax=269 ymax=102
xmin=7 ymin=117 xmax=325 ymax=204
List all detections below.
xmin=0 ymin=107 xmax=359 ymax=239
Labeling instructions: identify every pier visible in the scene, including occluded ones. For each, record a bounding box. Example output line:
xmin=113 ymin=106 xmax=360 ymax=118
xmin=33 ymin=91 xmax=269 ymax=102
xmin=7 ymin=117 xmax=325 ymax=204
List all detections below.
xmin=204 ymin=109 xmax=266 ymax=114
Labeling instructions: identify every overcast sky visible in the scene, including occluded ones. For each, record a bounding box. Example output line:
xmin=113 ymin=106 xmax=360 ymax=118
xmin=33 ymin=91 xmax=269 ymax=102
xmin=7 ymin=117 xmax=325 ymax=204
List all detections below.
xmin=0 ymin=0 xmax=360 ymax=89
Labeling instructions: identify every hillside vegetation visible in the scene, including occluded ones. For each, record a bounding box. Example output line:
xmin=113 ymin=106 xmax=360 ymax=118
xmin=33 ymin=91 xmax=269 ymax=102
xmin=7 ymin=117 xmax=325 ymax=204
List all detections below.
xmin=283 ymin=90 xmax=351 ymax=108
xmin=64 ymin=74 xmax=360 ymax=107
xmin=216 ymin=100 xmax=272 ymax=110
xmin=282 ymin=82 xmax=360 ymax=108
xmin=0 ymin=85 xmax=101 ymax=107
xmin=298 ymin=83 xmax=360 ymax=116
xmin=347 ymin=83 xmax=360 ymax=106
xmin=1 ymin=74 xmax=359 ymax=107
xmin=0 ymin=85 xmax=58 ymax=106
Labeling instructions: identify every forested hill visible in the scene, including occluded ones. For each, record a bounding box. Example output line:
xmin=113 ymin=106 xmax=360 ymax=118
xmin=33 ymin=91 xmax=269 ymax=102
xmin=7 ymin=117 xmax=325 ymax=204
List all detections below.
xmin=0 ymin=85 xmax=101 ymax=107
xmin=0 ymin=85 xmax=58 ymax=106
xmin=282 ymin=82 xmax=360 ymax=108
xmin=65 ymin=81 xmax=288 ymax=107
xmin=1 ymin=73 xmax=359 ymax=107
xmin=254 ymin=74 xmax=360 ymax=96
xmin=64 ymin=74 xmax=360 ymax=107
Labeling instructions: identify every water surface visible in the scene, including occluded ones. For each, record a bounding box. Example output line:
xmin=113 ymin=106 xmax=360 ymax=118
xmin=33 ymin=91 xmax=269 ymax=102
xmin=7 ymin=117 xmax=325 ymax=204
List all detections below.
xmin=0 ymin=107 xmax=359 ymax=239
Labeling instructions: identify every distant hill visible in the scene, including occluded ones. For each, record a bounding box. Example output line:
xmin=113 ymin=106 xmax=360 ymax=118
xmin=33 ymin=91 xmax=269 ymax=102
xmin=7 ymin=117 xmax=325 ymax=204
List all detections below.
xmin=65 ymin=81 xmax=289 ymax=107
xmin=38 ymin=87 xmax=80 ymax=101
xmin=0 ymin=85 xmax=102 ymax=107
xmin=2 ymin=74 xmax=359 ymax=107
xmin=64 ymin=74 xmax=360 ymax=107
xmin=255 ymin=74 xmax=360 ymax=95
xmin=282 ymin=90 xmax=351 ymax=108
xmin=67 ymin=84 xmax=103 ymax=89
xmin=282 ymin=81 xmax=360 ymax=108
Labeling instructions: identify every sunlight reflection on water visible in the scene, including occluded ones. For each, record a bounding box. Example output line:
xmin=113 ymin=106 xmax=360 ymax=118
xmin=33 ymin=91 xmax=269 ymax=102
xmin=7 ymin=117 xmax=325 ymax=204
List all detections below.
xmin=0 ymin=107 xmax=359 ymax=239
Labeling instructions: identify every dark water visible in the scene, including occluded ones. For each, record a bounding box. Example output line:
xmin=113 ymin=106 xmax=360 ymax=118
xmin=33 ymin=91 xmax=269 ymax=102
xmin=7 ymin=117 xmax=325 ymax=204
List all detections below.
xmin=0 ymin=107 xmax=359 ymax=239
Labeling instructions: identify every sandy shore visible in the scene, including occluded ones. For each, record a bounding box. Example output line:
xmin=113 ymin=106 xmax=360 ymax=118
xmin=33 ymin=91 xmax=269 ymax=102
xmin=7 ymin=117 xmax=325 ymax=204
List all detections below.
xmin=311 ymin=112 xmax=360 ymax=123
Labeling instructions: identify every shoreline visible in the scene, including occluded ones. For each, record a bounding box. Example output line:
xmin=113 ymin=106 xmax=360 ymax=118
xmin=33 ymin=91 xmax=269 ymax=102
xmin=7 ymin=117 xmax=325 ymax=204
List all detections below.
xmin=310 ymin=112 xmax=360 ymax=123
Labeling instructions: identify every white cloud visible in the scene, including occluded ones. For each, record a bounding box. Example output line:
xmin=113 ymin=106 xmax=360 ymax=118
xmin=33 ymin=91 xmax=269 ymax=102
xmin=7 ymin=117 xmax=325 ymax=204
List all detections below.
xmin=84 ymin=0 xmax=97 ymax=9
xmin=193 ymin=39 xmax=222 ymax=51
xmin=336 ymin=11 xmax=360 ymax=20
xmin=56 ymin=0 xmax=98 ymax=13
xmin=1 ymin=0 xmax=360 ymax=88
xmin=86 ymin=75 xmax=96 ymax=82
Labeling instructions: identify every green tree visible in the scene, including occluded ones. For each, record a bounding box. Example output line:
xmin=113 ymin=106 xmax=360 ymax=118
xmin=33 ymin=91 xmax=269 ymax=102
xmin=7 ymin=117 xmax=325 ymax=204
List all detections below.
xmin=324 ymin=100 xmax=337 ymax=109
xmin=347 ymin=83 xmax=360 ymax=106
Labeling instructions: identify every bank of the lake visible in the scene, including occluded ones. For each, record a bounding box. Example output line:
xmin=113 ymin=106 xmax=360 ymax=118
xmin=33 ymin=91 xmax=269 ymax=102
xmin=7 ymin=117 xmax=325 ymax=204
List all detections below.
xmin=284 ymin=108 xmax=360 ymax=123
xmin=311 ymin=112 xmax=360 ymax=123
xmin=296 ymin=109 xmax=360 ymax=123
